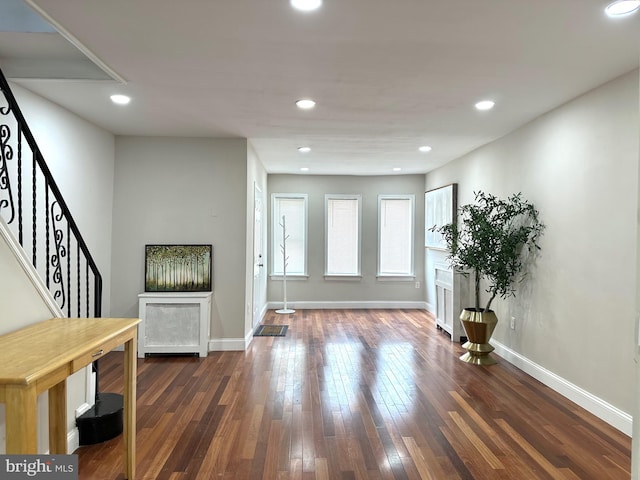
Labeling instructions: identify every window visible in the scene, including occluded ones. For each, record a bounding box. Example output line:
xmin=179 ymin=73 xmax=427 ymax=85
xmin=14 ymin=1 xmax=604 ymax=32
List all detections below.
xmin=271 ymin=194 xmax=307 ymax=276
xmin=325 ymin=195 xmax=361 ymax=276
xmin=378 ymin=195 xmax=414 ymax=277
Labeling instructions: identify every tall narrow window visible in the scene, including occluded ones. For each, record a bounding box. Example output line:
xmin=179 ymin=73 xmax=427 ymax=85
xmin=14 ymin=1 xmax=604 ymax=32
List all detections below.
xmin=325 ymin=195 xmax=361 ymax=276
xmin=271 ymin=194 xmax=307 ymax=276
xmin=378 ymin=195 xmax=414 ymax=276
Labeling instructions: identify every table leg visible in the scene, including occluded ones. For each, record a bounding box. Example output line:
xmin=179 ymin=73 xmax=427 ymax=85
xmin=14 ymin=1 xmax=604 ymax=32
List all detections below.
xmin=49 ymin=380 xmax=67 ymax=453
xmin=123 ymin=334 xmax=137 ymax=479
xmin=6 ymin=385 xmax=37 ymax=453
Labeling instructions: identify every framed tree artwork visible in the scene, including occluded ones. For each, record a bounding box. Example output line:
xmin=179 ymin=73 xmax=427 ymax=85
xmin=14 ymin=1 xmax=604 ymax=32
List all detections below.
xmin=145 ymin=244 xmax=212 ymax=292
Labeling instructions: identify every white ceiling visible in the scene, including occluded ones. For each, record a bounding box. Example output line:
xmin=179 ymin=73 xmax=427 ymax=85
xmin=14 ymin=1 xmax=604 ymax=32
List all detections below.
xmin=2 ymin=0 xmax=639 ymax=175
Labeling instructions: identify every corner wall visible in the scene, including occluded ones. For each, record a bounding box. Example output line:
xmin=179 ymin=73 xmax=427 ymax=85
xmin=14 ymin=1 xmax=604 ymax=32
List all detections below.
xmin=110 ymin=137 xmax=249 ymax=346
xmin=425 ymin=70 xmax=639 ymax=428
xmin=267 ymin=174 xmax=426 ymax=307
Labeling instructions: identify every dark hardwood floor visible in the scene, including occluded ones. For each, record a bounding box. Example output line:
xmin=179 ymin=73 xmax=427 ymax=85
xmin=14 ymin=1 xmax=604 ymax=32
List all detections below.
xmin=76 ymin=309 xmax=631 ymax=479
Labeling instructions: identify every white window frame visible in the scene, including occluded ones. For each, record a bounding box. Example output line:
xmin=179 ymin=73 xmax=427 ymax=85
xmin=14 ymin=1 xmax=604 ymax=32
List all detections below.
xmin=324 ymin=194 xmax=362 ymax=278
xmin=377 ymin=194 xmax=415 ymax=279
xmin=271 ymin=193 xmax=308 ymax=277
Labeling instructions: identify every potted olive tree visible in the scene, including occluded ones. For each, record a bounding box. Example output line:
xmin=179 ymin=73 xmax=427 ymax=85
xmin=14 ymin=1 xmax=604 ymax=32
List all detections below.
xmin=438 ymin=191 xmax=544 ymax=365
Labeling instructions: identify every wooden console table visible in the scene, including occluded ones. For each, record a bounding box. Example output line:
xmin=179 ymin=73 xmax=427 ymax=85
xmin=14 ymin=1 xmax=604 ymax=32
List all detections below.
xmin=0 ymin=317 xmax=140 ymax=479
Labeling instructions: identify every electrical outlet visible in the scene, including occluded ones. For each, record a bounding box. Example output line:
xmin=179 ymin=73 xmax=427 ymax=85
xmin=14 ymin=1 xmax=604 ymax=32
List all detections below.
xmin=510 ymin=316 xmax=516 ymax=330
xmin=415 ymin=281 xmax=420 ymax=289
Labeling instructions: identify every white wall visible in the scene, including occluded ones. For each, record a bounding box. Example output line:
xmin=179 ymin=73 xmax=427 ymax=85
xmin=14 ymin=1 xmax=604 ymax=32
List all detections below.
xmin=1 ymin=83 xmax=115 ymax=452
xmin=0 ymin=232 xmax=57 ymax=453
xmin=12 ymin=83 xmax=116 ymax=316
xmin=426 ymin=71 xmax=639 ymax=425
xmin=632 ymin=69 xmax=640 ymax=480
xmin=111 ymin=137 xmax=249 ymax=345
xmin=267 ymin=174 xmax=426 ymax=307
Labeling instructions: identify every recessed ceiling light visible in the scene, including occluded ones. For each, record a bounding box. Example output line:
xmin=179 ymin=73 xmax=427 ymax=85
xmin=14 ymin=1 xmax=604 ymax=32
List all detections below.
xmin=290 ymin=0 xmax=322 ymax=11
xmin=605 ymin=0 xmax=640 ymax=16
xmin=475 ymin=100 xmax=495 ymax=111
xmin=110 ymin=94 xmax=130 ymax=105
xmin=300 ymin=167 xmax=310 ymax=172
xmin=419 ymin=145 xmax=432 ymax=153
xmin=298 ymin=146 xmax=311 ymax=153
xmin=393 ymin=167 xmax=402 ymax=172
xmin=296 ymin=99 xmax=316 ymax=110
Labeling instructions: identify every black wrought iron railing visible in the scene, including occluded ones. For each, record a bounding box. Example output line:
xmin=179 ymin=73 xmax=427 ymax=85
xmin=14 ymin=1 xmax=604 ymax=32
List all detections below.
xmin=0 ymin=68 xmax=102 ymax=318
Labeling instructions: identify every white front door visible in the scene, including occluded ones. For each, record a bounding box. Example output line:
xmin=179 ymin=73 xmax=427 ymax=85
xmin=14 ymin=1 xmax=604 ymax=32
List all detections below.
xmin=252 ymin=184 xmax=266 ymax=327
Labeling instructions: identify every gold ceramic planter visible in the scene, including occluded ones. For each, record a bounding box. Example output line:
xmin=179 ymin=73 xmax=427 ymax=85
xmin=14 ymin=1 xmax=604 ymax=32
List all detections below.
xmin=459 ymin=309 xmax=498 ymax=365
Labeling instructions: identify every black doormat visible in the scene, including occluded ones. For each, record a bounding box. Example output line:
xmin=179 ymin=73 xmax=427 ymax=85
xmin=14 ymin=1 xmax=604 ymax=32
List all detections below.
xmin=254 ymin=325 xmax=288 ymax=337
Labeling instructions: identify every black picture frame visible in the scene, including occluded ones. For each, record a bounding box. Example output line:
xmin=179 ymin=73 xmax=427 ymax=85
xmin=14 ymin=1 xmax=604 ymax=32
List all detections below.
xmin=144 ymin=244 xmax=212 ymax=292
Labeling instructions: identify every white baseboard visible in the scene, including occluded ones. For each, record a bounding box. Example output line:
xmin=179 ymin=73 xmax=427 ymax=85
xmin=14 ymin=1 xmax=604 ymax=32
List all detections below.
xmin=266 ymin=301 xmax=429 ymax=310
xmin=48 ymin=427 xmax=80 ymax=455
xmin=75 ymin=402 xmax=91 ymax=418
xmin=425 ymin=302 xmax=435 ymax=314
xmin=245 ymin=325 xmax=257 ymax=349
xmin=493 ymin=340 xmax=632 ymax=435
xmin=208 ymin=308 xmax=266 ymax=352
xmin=208 ymin=338 xmax=246 ymax=351
xmin=67 ymin=427 xmax=80 ymax=454
xmin=259 ymin=303 xmax=268 ymax=321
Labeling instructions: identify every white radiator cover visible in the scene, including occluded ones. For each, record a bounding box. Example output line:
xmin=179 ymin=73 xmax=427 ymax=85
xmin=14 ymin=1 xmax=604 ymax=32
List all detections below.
xmin=434 ymin=264 xmax=467 ymax=343
xmin=138 ymin=292 xmax=212 ymax=357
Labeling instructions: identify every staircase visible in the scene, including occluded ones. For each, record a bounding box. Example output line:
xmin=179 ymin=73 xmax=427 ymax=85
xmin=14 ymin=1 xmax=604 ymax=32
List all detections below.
xmin=0 ymin=69 xmax=102 ymax=318
xmin=0 ymin=68 xmax=120 ymax=448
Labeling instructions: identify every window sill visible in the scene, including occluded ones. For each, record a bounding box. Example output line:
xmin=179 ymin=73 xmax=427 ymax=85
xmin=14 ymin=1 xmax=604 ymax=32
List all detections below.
xmin=269 ymin=275 xmax=309 ymax=281
xmin=425 ymin=246 xmax=449 ymax=252
xmin=376 ymin=275 xmax=416 ymax=282
xmin=323 ymin=275 xmax=362 ymax=281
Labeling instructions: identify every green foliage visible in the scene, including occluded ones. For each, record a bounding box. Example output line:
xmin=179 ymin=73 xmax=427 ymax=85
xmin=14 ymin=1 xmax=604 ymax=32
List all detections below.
xmin=438 ymin=191 xmax=544 ymax=311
